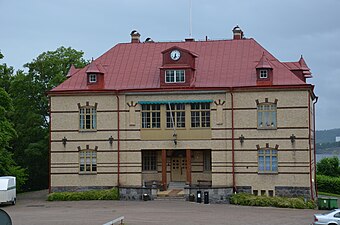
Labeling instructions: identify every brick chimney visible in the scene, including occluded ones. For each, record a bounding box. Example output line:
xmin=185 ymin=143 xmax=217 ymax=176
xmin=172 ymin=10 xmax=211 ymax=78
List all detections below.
xmin=130 ymin=30 xmax=141 ymax=43
xmin=232 ymin=25 xmax=244 ymax=40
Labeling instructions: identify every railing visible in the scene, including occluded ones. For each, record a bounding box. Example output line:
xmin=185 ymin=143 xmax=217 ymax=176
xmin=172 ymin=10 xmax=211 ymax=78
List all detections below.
xmin=103 ymin=216 xmax=124 ymax=225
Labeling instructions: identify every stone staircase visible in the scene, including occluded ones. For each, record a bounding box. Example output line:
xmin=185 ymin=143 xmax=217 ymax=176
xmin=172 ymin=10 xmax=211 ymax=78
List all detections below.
xmin=155 ymin=182 xmax=186 ymax=201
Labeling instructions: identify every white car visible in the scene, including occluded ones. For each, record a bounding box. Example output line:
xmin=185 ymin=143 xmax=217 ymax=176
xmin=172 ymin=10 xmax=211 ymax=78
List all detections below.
xmin=312 ymin=209 xmax=340 ymax=225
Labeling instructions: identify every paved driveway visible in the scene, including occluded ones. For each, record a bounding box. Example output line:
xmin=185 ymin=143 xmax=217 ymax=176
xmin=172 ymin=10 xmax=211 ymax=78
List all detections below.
xmin=1 ymin=190 xmax=320 ymax=225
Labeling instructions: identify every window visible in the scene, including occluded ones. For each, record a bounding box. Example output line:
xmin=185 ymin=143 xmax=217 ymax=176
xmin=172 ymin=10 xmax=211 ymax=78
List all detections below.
xmin=203 ymin=151 xmax=212 ymax=171
xmin=259 ymin=70 xmax=268 ymax=79
xmin=166 ymin=104 xmax=185 ymax=128
xmin=79 ymin=107 xmax=97 ymax=130
xmin=257 ymin=103 xmax=277 ymax=129
xmin=253 ymin=190 xmax=258 ymax=196
xmin=191 ymin=103 xmax=210 ymax=128
xmin=334 ymin=213 xmax=340 ymax=218
xmin=261 ymin=190 xmax=266 ymax=196
xmin=142 ymin=151 xmax=157 ymax=171
xmin=89 ymin=74 xmax=97 ymax=83
xmin=268 ymin=190 xmax=274 ymax=197
xmin=141 ymin=104 xmax=160 ymax=128
xmin=79 ymin=150 xmax=97 ymax=173
xmin=258 ymin=149 xmax=278 ymax=173
xmin=165 ymin=70 xmax=185 ymax=83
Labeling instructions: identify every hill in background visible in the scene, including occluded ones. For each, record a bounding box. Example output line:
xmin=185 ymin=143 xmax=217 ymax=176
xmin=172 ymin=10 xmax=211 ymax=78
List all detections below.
xmin=316 ymin=128 xmax=340 ymax=144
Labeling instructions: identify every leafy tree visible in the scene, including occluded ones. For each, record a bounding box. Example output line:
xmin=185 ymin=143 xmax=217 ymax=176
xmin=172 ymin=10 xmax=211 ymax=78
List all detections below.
xmin=0 ymin=87 xmax=27 ymax=191
xmin=317 ymin=157 xmax=340 ymax=177
xmin=0 ymin=52 xmax=14 ymax=92
xmin=9 ymin=47 xmax=87 ymax=191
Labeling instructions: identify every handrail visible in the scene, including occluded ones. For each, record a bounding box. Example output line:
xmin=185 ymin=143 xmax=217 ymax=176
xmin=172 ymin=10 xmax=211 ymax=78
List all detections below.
xmin=103 ymin=216 xmax=124 ymax=225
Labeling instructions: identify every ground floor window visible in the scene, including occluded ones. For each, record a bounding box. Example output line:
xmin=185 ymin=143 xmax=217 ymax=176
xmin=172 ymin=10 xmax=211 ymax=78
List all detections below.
xmin=258 ymin=149 xmax=278 ymax=173
xmin=142 ymin=151 xmax=157 ymax=171
xmin=79 ymin=150 xmax=97 ymax=172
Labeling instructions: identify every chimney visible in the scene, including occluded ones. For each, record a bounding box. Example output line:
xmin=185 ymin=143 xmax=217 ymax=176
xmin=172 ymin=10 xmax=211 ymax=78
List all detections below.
xmin=130 ymin=30 xmax=141 ymax=43
xmin=232 ymin=25 xmax=244 ymax=40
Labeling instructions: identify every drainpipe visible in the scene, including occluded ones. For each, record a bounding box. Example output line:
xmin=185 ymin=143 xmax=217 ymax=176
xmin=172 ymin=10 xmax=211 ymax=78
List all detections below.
xmin=308 ymin=93 xmax=314 ymax=200
xmin=230 ymin=89 xmax=236 ymax=192
xmin=48 ymin=96 xmax=52 ymax=193
xmin=115 ymin=92 xmax=120 ymax=187
xmin=313 ymin=96 xmax=318 ymax=198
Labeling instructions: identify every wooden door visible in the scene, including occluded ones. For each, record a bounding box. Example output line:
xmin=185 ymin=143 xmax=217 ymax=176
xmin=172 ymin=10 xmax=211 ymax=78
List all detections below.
xmin=171 ymin=157 xmax=186 ymax=181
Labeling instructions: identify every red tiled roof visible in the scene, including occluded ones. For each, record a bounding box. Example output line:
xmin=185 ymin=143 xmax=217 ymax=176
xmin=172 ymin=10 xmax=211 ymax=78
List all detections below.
xmin=283 ymin=55 xmax=312 ymax=78
xmin=66 ymin=65 xmax=80 ymax=78
xmin=51 ymin=38 xmax=308 ymax=93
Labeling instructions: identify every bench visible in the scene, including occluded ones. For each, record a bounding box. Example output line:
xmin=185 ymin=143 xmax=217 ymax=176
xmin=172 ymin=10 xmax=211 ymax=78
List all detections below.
xmin=197 ymin=180 xmax=212 ymax=188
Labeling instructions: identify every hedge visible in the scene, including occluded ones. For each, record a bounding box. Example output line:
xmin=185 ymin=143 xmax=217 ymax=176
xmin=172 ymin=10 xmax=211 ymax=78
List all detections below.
xmin=317 ymin=175 xmax=340 ymax=195
xmin=47 ymin=188 xmax=119 ymax=201
xmin=230 ymin=193 xmax=316 ymax=209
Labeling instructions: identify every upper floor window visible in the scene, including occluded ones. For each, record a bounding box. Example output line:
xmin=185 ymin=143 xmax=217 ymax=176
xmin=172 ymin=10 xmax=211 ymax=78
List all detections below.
xmin=165 ymin=70 xmax=185 ymax=83
xmin=89 ymin=74 xmax=97 ymax=83
xmin=141 ymin=104 xmax=160 ymax=128
xmin=79 ymin=150 xmax=97 ymax=173
xmin=257 ymin=102 xmax=277 ymax=129
xmin=259 ymin=70 xmax=268 ymax=79
xmin=166 ymin=104 xmax=185 ymax=128
xmin=142 ymin=151 xmax=157 ymax=171
xmin=191 ymin=103 xmax=210 ymax=128
xmin=79 ymin=106 xmax=97 ymax=130
xmin=258 ymin=149 xmax=277 ymax=173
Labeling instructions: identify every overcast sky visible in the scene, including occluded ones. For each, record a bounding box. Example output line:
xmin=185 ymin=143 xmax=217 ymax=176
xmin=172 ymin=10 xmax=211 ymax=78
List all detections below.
xmin=1 ymin=0 xmax=339 ymax=130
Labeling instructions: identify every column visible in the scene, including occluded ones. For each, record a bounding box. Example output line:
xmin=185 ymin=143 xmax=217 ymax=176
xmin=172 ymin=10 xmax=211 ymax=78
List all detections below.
xmin=162 ymin=149 xmax=167 ymax=191
xmin=186 ymin=148 xmax=192 ymax=185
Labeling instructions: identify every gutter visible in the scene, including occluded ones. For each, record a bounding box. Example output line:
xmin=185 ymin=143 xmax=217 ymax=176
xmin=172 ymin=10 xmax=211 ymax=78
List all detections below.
xmin=115 ymin=91 xmax=121 ymax=187
xmin=230 ymin=89 xmax=236 ymax=192
xmin=313 ymin=96 xmax=319 ymax=198
xmin=48 ymin=96 xmax=52 ymax=193
xmin=308 ymin=93 xmax=314 ymax=200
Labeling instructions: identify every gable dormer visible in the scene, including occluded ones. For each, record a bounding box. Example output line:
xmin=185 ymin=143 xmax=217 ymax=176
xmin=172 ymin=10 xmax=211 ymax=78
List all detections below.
xmin=160 ymin=46 xmax=198 ymax=88
xmin=86 ymin=60 xmax=105 ymax=86
xmin=256 ymin=53 xmax=273 ymax=86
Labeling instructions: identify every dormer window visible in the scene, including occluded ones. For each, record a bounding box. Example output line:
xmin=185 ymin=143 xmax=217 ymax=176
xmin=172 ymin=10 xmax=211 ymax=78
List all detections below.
xmin=89 ymin=74 xmax=97 ymax=83
xmin=259 ymin=70 xmax=268 ymax=79
xmin=165 ymin=70 xmax=185 ymax=83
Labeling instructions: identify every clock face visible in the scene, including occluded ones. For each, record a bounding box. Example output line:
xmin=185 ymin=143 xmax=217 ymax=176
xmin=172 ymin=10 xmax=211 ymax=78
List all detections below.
xmin=170 ymin=50 xmax=181 ymax=61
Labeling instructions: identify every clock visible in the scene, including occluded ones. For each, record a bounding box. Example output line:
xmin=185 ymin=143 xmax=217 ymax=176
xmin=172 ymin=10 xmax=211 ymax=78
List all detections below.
xmin=170 ymin=50 xmax=181 ymax=61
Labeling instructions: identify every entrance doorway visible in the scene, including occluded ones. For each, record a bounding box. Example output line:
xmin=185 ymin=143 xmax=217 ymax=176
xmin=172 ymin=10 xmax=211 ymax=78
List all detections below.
xmin=171 ymin=157 xmax=187 ymax=181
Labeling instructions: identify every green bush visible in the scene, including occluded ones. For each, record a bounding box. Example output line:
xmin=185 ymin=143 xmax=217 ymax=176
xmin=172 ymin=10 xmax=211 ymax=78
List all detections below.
xmin=317 ymin=175 xmax=340 ymax=195
xmin=47 ymin=188 xmax=119 ymax=201
xmin=230 ymin=193 xmax=316 ymax=209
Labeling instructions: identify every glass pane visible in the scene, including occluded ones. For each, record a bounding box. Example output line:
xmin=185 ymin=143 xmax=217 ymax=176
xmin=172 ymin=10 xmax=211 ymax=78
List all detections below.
xmin=265 ymin=156 xmax=271 ymax=170
xmin=272 ymin=156 xmax=277 ymax=171
xmin=258 ymin=156 xmax=264 ymax=171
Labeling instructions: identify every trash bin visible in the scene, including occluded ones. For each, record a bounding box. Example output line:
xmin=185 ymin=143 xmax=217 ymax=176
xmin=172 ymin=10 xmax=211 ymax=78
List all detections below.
xmin=143 ymin=193 xmax=150 ymax=201
xmin=318 ymin=197 xmax=330 ymax=210
xmin=329 ymin=198 xmax=338 ymax=209
xmin=197 ymin=191 xmax=202 ymax=203
xmin=204 ymin=191 xmax=209 ymax=204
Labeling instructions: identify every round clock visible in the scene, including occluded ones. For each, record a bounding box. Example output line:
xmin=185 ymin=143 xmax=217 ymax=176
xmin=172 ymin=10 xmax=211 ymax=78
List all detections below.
xmin=170 ymin=50 xmax=181 ymax=61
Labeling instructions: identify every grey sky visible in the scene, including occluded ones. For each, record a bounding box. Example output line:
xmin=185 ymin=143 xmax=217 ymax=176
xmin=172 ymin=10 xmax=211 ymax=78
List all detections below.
xmin=1 ymin=0 xmax=339 ymax=130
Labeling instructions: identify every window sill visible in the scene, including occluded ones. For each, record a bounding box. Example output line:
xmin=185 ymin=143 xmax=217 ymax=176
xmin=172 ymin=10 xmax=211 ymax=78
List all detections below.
xmin=79 ymin=172 xmax=97 ymax=175
xmin=79 ymin=129 xmax=97 ymax=133
xmin=257 ymin=127 xmax=277 ymax=130
xmin=142 ymin=170 xmax=158 ymax=173
xmin=190 ymin=127 xmax=211 ymax=130
xmin=141 ymin=128 xmax=162 ymax=130
xmin=258 ymin=171 xmax=278 ymax=175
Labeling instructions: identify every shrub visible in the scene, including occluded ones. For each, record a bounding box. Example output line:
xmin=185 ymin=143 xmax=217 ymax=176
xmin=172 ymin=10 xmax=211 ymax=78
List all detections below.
xmin=317 ymin=175 xmax=340 ymax=195
xmin=47 ymin=188 xmax=119 ymax=201
xmin=230 ymin=193 xmax=316 ymax=209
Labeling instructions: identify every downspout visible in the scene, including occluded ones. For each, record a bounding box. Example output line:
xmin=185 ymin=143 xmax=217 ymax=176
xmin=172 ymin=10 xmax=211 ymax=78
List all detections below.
xmin=230 ymin=89 xmax=236 ymax=192
xmin=115 ymin=92 xmax=120 ymax=187
xmin=48 ymin=96 xmax=52 ymax=193
xmin=313 ymin=96 xmax=319 ymax=198
xmin=308 ymin=92 xmax=314 ymax=200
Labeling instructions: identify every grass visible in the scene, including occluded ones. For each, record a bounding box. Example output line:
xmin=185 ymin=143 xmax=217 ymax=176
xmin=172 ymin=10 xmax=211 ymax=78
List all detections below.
xmin=318 ymin=191 xmax=340 ymax=198
xmin=47 ymin=188 xmax=119 ymax=201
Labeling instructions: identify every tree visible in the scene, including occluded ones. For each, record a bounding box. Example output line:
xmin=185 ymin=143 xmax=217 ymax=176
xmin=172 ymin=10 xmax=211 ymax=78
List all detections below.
xmin=9 ymin=47 xmax=87 ymax=190
xmin=317 ymin=157 xmax=340 ymax=177
xmin=0 ymin=87 xmax=27 ymax=191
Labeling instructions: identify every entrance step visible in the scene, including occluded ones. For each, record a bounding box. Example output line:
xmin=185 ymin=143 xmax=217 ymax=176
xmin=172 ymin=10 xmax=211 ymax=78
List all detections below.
xmin=168 ymin=182 xmax=186 ymax=189
xmin=156 ymin=189 xmax=185 ymax=201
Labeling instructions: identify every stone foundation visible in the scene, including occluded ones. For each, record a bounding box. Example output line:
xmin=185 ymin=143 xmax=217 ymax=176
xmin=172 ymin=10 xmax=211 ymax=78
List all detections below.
xmin=119 ymin=186 xmax=155 ymax=201
xmin=275 ymin=186 xmax=311 ymax=199
xmin=185 ymin=187 xmax=233 ymax=204
xmin=51 ymin=186 xmax=114 ymax=192
xmin=236 ymin=186 xmax=252 ymax=194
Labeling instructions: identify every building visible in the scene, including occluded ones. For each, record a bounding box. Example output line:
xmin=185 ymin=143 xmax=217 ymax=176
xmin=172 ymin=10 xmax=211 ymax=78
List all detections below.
xmin=48 ymin=26 xmax=317 ymax=202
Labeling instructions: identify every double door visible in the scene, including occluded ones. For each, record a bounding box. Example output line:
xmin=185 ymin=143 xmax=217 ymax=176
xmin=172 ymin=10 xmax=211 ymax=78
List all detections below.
xmin=171 ymin=157 xmax=186 ymax=181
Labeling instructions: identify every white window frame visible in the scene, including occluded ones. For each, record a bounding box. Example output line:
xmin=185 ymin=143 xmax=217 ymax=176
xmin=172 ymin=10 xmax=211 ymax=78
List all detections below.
xmin=89 ymin=73 xmax=97 ymax=83
xmin=165 ymin=70 xmax=185 ymax=83
xmin=79 ymin=106 xmax=97 ymax=130
xmin=259 ymin=70 xmax=268 ymax=79
xmin=258 ymin=149 xmax=278 ymax=173
xmin=79 ymin=150 xmax=97 ymax=173
xmin=257 ymin=103 xmax=277 ymax=129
